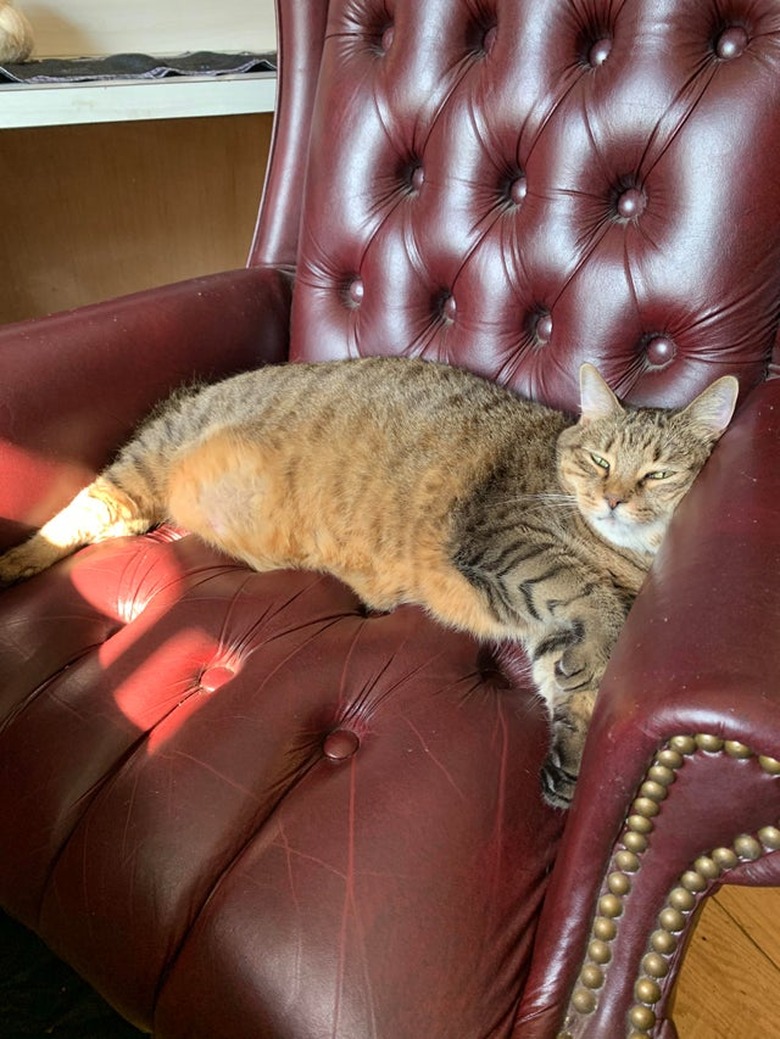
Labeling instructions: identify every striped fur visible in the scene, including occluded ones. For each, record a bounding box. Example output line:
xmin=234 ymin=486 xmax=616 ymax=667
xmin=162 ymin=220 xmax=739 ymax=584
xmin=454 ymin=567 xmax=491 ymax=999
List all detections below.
xmin=0 ymin=358 xmax=738 ymax=806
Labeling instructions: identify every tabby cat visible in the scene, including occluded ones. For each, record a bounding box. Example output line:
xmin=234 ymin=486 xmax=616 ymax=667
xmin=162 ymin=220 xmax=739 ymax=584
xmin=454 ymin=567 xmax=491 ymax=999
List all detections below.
xmin=0 ymin=358 xmax=738 ymax=806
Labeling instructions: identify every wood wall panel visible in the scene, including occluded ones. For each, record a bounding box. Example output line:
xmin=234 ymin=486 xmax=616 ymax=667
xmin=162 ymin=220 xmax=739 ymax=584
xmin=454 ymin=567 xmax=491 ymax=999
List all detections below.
xmin=0 ymin=112 xmax=272 ymax=324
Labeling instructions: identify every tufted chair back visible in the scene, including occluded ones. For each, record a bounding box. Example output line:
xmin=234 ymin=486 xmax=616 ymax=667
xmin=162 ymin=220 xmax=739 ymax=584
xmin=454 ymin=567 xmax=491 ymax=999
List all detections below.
xmin=254 ymin=0 xmax=780 ymax=406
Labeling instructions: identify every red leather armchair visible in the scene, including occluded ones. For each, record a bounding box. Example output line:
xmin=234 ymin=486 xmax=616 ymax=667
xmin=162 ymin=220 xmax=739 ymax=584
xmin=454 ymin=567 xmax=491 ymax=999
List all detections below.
xmin=1 ymin=2 xmax=780 ymax=1037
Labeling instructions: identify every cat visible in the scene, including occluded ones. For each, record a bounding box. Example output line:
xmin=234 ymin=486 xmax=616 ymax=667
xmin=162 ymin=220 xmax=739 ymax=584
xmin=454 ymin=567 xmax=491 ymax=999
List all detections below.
xmin=0 ymin=357 xmax=738 ymax=807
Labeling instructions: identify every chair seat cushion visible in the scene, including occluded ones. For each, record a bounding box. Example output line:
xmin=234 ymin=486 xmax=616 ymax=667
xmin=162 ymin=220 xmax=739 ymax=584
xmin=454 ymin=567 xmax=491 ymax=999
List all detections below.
xmin=0 ymin=529 xmax=563 ymax=1037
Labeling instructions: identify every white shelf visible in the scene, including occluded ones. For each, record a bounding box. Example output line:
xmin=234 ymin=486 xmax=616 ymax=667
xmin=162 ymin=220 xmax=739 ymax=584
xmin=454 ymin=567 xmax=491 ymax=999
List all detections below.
xmin=0 ymin=71 xmax=277 ymax=128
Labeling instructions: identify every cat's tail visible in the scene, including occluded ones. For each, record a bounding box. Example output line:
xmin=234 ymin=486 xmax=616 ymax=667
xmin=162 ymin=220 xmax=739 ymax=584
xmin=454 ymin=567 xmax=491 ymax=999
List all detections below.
xmin=0 ymin=476 xmax=156 ymax=586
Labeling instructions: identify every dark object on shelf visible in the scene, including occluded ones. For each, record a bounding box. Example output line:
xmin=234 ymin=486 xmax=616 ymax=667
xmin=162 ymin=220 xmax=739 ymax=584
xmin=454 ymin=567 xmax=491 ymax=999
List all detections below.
xmin=0 ymin=50 xmax=276 ymax=84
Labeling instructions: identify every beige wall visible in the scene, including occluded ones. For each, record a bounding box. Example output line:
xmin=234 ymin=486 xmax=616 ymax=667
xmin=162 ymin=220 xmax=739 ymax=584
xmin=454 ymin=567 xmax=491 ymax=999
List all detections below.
xmin=21 ymin=0 xmax=276 ymax=58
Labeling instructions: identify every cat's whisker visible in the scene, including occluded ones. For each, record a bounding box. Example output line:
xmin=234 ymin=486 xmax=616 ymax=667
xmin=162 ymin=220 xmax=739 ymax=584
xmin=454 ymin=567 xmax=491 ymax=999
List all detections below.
xmin=492 ymin=493 xmax=579 ymax=512
xmin=494 ymin=492 xmax=577 ymax=504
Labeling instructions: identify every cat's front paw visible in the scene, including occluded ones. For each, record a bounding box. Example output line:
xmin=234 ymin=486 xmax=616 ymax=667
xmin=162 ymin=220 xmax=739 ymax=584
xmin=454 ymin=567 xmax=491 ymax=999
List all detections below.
xmin=554 ymin=642 xmax=606 ymax=694
xmin=540 ymin=743 xmax=579 ymax=809
xmin=539 ymin=690 xmax=596 ymax=809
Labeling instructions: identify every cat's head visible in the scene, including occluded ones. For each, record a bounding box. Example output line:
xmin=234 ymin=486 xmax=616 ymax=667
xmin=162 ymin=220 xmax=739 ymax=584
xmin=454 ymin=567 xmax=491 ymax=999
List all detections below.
xmin=557 ymin=364 xmax=739 ymax=556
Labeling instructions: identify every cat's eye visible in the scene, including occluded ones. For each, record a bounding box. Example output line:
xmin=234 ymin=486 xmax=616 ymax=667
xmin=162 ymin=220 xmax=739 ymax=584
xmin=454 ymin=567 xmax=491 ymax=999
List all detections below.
xmin=589 ymin=452 xmax=610 ymax=472
xmin=645 ymin=470 xmax=674 ymax=481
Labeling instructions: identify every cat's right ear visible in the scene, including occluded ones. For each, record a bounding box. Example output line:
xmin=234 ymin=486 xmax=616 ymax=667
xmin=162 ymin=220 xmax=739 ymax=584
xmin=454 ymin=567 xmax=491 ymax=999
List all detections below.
xmin=578 ymin=363 xmax=623 ymax=424
xmin=681 ymin=374 xmax=739 ymax=440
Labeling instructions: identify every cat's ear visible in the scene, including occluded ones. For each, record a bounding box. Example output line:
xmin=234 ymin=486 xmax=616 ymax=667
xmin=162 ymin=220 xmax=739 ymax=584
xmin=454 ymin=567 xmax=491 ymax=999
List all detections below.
xmin=681 ymin=375 xmax=739 ymax=440
xmin=578 ymin=363 xmax=623 ymax=424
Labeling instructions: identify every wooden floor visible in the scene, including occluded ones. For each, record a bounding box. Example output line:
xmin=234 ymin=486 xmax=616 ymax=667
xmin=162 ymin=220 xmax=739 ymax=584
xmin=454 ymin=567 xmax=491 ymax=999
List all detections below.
xmin=672 ymin=886 xmax=780 ymax=1038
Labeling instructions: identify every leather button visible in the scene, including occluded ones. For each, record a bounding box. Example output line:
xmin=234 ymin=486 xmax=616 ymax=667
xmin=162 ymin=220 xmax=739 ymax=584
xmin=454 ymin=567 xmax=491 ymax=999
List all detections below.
xmin=410 ymin=164 xmax=424 ymax=192
xmin=381 ymin=25 xmax=395 ymax=52
xmin=589 ymin=37 xmax=612 ymax=66
xmin=323 ymin=729 xmax=360 ymax=761
xmin=441 ymin=293 xmax=457 ymax=322
xmin=482 ymin=25 xmax=497 ymax=55
xmin=617 ymin=187 xmax=646 ymax=220
xmin=510 ymin=175 xmax=527 ymax=205
xmin=200 ymin=666 xmax=234 ymax=692
xmin=348 ymin=278 xmax=364 ymax=305
xmin=645 ymin=335 xmax=676 ymax=367
xmin=476 ymin=648 xmax=511 ymax=689
xmin=535 ymin=312 xmax=553 ymax=343
xmin=715 ymin=26 xmax=749 ymax=60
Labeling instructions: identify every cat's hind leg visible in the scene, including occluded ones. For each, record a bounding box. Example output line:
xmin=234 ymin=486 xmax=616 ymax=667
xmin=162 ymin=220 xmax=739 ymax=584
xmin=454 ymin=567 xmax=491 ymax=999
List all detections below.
xmin=0 ymin=476 xmax=154 ymax=585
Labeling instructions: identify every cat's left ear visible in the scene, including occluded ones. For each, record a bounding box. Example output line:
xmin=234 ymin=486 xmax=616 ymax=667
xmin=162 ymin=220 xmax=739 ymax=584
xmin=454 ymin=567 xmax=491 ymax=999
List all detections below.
xmin=578 ymin=363 xmax=623 ymax=424
xmin=681 ymin=375 xmax=740 ymax=440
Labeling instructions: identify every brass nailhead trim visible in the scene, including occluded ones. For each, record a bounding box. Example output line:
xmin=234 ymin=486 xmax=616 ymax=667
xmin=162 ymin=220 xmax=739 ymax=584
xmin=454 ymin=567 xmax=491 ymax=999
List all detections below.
xmin=599 ymin=893 xmax=624 ymax=918
xmin=628 ymin=821 xmax=780 ymax=1038
xmin=680 ymin=869 xmax=707 ymax=893
xmin=588 ymin=939 xmax=612 ymax=965
xmin=725 ymin=740 xmax=753 ymax=759
xmin=641 ymin=952 xmax=668 ymax=978
xmin=581 ymin=964 xmax=605 ymax=989
xmin=608 ymin=871 xmax=632 ymax=896
xmin=615 ymin=849 xmax=641 ymax=872
xmin=758 ymin=825 xmax=780 ymax=849
xmin=695 ymin=733 xmax=724 ymax=753
xmin=649 ymin=928 xmax=677 ymax=956
xmin=559 ymin=733 xmax=780 ymax=1039
xmin=592 ymin=916 xmax=617 ymax=941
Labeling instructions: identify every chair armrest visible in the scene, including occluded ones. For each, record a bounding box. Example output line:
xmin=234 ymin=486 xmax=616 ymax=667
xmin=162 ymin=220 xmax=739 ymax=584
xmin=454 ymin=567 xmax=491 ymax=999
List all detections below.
xmin=0 ymin=266 xmax=292 ymax=548
xmin=514 ymin=378 xmax=780 ymax=1038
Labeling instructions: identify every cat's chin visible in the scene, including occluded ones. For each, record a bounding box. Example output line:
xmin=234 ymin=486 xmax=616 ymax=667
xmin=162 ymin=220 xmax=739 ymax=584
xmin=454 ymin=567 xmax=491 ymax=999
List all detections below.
xmin=585 ymin=511 xmax=666 ymax=556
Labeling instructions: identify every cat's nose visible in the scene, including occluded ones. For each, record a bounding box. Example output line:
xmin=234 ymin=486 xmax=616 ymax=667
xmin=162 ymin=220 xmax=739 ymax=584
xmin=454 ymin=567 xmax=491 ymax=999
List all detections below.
xmin=605 ymin=494 xmax=624 ymax=511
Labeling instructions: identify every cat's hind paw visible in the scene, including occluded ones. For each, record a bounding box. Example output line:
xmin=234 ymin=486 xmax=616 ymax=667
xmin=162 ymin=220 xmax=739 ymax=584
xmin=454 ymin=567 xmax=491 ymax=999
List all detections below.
xmin=0 ymin=538 xmax=54 ymax=587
